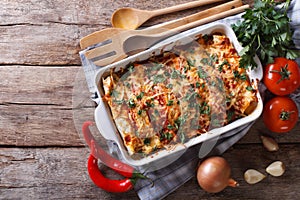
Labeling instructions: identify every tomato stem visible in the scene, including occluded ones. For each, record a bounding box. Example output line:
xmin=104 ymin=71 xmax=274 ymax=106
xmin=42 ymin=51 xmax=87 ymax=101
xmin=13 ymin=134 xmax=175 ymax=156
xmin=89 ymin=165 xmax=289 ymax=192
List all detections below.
xmin=270 ymin=64 xmax=291 ymax=84
xmin=279 ymin=110 xmax=295 ymax=121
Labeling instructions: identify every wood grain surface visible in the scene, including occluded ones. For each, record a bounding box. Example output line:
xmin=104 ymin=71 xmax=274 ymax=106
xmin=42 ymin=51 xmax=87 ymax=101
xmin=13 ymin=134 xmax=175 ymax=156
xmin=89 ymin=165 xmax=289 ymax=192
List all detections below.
xmin=1 ymin=0 xmax=297 ymax=199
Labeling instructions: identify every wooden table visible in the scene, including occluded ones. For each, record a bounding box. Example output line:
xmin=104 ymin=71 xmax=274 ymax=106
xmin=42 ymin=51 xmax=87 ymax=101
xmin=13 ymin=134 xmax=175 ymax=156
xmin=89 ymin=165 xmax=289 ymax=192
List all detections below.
xmin=1 ymin=0 xmax=299 ymax=199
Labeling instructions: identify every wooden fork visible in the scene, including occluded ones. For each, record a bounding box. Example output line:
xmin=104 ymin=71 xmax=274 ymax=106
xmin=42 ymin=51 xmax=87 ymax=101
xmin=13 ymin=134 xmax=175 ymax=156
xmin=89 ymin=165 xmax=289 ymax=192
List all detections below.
xmin=80 ymin=1 xmax=248 ymax=67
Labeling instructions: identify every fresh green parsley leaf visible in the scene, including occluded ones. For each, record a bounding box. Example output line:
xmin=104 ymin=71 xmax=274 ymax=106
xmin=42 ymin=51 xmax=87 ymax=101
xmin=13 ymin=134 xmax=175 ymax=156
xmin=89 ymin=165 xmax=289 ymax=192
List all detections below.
xmin=232 ymin=0 xmax=300 ymax=69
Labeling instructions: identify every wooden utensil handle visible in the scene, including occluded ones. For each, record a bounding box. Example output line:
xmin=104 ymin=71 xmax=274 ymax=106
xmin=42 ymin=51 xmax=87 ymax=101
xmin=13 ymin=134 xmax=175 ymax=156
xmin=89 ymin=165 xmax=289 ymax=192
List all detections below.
xmin=143 ymin=0 xmax=243 ymax=35
xmin=123 ymin=4 xmax=249 ymax=56
xmin=157 ymin=0 xmax=243 ymax=30
xmin=152 ymin=0 xmax=225 ymax=17
xmin=172 ymin=4 xmax=249 ymax=33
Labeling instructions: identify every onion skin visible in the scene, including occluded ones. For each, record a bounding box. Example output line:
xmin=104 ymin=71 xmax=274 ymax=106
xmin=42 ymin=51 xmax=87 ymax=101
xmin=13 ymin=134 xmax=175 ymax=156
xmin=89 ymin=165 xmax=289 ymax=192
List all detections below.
xmin=197 ymin=156 xmax=238 ymax=193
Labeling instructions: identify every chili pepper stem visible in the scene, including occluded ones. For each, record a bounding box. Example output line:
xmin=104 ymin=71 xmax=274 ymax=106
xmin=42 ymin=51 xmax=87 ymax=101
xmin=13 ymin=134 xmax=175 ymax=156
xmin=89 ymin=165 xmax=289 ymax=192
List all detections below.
xmin=131 ymin=171 xmax=154 ymax=187
xmin=132 ymin=171 xmax=148 ymax=179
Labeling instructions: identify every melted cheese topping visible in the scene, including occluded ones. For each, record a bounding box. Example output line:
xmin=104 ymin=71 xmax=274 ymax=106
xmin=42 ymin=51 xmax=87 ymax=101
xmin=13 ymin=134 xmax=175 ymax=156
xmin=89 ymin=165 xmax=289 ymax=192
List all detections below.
xmin=102 ymin=34 xmax=258 ymax=156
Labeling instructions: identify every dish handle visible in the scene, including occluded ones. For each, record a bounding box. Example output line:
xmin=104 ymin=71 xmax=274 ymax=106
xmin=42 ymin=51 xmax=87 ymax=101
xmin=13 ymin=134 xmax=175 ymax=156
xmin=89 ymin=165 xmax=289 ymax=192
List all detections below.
xmin=94 ymin=100 xmax=118 ymax=141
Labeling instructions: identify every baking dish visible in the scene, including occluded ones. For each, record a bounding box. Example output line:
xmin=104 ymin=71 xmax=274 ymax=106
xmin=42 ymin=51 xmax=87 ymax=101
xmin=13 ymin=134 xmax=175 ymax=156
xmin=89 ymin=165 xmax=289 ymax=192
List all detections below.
xmin=93 ymin=23 xmax=263 ymax=168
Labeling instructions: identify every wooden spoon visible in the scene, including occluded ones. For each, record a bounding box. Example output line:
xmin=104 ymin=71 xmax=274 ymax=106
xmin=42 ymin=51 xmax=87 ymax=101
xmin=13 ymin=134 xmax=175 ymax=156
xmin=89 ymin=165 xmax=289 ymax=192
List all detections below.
xmin=111 ymin=0 xmax=225 ymax=29
xmin=82 ymin=3 xmax=248 ymax=66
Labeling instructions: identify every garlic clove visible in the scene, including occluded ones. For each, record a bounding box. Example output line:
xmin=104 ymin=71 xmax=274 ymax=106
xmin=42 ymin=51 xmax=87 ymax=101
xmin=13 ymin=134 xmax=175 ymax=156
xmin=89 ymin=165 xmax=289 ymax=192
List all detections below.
xmin=260 ymin=135 xmax=279 ymax=152
xmin=266 ymin=161 xmax=285 ymax=177
xmin=244 ymin=169 xmax=266 ymax=184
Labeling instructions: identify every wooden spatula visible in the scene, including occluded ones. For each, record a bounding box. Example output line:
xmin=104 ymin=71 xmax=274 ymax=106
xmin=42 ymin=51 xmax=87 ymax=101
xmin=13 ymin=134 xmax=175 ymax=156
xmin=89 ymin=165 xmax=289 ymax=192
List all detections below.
xmin=81 ymin=1 xmax=248 ymax=67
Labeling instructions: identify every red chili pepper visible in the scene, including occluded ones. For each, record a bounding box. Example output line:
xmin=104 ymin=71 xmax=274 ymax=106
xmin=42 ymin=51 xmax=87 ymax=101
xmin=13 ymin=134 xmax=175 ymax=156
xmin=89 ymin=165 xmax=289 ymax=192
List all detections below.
xmin=82 ymin=121 xmax=146 ymax=179
xmin=87 ymin=142 xmax=135 ymax=193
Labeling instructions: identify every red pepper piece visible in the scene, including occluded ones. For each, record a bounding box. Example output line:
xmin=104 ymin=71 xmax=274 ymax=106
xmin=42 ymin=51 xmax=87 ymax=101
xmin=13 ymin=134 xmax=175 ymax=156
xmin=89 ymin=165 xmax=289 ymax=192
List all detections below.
xmin=87 ymin=153 xmax=135 ymax=193
xmin=82 ymin=121 xmax=146 ymax=179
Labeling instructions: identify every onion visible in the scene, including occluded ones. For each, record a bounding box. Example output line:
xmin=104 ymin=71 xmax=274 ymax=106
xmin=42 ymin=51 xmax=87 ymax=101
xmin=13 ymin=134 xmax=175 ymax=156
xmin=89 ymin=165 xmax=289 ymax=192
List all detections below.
xmin=197 ymin=156 xmax=238 ymax=193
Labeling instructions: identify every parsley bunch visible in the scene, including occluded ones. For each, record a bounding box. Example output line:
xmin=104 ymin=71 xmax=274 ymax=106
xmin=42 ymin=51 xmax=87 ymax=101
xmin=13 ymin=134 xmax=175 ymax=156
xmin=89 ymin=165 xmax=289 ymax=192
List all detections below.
xmin=232 ymin=0 xmax=300 ymax=69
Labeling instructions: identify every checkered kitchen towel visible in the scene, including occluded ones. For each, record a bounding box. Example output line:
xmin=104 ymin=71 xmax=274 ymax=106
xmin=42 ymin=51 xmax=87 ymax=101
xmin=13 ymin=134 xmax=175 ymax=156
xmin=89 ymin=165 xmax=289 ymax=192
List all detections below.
xmin=79 ymin=1 xmax=300 ymax=199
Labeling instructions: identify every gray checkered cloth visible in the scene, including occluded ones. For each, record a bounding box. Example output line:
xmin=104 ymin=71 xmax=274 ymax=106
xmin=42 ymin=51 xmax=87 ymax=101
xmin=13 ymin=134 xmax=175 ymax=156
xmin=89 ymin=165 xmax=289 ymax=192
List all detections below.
xmin=79 ymin=1 xmax=299 ymax=199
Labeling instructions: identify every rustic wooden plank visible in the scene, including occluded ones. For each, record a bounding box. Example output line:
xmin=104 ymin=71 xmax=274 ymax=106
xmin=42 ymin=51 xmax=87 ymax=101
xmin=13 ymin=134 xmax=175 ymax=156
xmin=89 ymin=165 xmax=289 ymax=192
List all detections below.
xmin=166 ymin=143 xmax=300 ymax=200
xmin=0 ymin=0 xmax=261 ymax=65
xmin=0 ymin=24 xmax=91 ymax=65
xmin=1 ymin=0 xmax=232 ymax=26
xmin=0 ymin=66 xmax=79 ymax=105
xmin=0 ymin=104 xmax=89 ymax=147
xmin=0 ymin=0 xmax=205 ymax=65
xmin=1 ymin=0 xmax=110 ymax=26
xmin=0 ymin=144 xmax=299 ymax=199
xmin=1 ymin=65 xmax=299 ymax=146
xmin=239 ymin=117 xmax=300 ymax=144
xmin=0 ymin=66 xmax=95 ymax=146
xmin=0 ymin=147 xmax=139 ymax=199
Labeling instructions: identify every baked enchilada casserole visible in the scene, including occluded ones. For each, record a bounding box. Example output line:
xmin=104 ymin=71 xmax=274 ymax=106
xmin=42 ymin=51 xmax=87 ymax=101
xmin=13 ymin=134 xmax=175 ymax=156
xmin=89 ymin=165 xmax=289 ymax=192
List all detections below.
xmin=102 ymin=33 xmax=258 ymax=156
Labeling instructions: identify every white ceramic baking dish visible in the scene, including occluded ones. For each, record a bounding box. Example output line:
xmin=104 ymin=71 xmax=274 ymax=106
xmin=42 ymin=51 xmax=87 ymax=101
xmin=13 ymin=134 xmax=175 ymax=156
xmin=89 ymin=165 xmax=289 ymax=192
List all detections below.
xmin=93 ymin=23 xmax=263 ymax=169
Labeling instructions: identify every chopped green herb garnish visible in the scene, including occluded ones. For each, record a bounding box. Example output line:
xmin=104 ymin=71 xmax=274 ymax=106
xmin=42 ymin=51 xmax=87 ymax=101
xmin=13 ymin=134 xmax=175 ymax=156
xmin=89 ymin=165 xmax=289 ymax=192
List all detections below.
xmin=188 ymin=48 xmax=195 ymax=54
xmin=180 ymin=74 xmax=187 ymax=79
xmin=210 ymin=54 xmax=219 ymax=64
xmin=187 ymin=59 xmax=195 ymax=67
xmin=113 ymin=99 xmax=125 ymax=105
xmin=191 ymin=118 xmax=200 ymax=129
xmin=167 ymin=124 xmax=174 ymax=130
xmin=227 ymin=110 xmax=235 ymax=122
xmin=152 ymin=63 xmax=164 ymax=71
xmin=239 ymin=73 xmax=247 ymax=81
xmin=110 ymin=89 xmax=119 ymax=97
xmin=128 ymin=64 xmax=135 ymax=72
xmin=166 ymin=83 xmax=173 ymax=89
xmin=215 ymin=77 xmax=224 ymax=91
xmin=200 ymin=102 xmax=210 ymax=115
xmin=246 ymin=86 xmax=253 ymax=91
xmin=184 ymin=91 xmax=200 ymax=102
xmin=233 ymin=70 xmax=247 ymax=81
xmin=164 ymin=71 xmax=171 ymax=77
xmin=160 ymin=131 xmax=172 ymax=141
xmin=171 ymin=70 xmax=181 ymax=79
xmin=153 ymin=74 xmax=166 ymax=84
xmin=201 ymin=58 xmax=209 ymax=66
xmin=154 ymin=109 xmax=160 ymax=116
xmin=124 ymin=82 xmax=131 ymax=88
xmin=219 ymin=59 xmax=231 ymax=72
xmin=144 ymin=138 xmax=151 ymax=145
xmin=202 ymin=34 xmax=212 ymax=43
xmin=201 ymin=54 xmax=218 ymax=67
xmin=197 ymin=67 xmax=207 ymax=79
xmin=146 ymin=101 xmax=154 ymax=108
xmin=226 ymin=96 xmax=231 ymax=104
xmin=233 ymin=70 xmax=240 ymax=79
xmin=167 ymin=100 xmax=174 ymax=106
xmin=137 ymin=109 xmax=143 ymax=115
xmin=184 ymin=65 xmax=191 ymax=73
xmin=128 ymin=98 xmax=136 ymax=108
xmin=136 ymin=92 xmax=144 ymax=100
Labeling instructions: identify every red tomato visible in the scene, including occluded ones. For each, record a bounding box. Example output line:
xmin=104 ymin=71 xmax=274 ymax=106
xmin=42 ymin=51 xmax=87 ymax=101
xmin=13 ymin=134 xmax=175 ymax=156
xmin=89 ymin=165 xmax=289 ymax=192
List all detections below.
xmin=263 ymin=57 xmax=300 ymax=96
xmin=263 ymin=96 xmax=299 ymax=133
